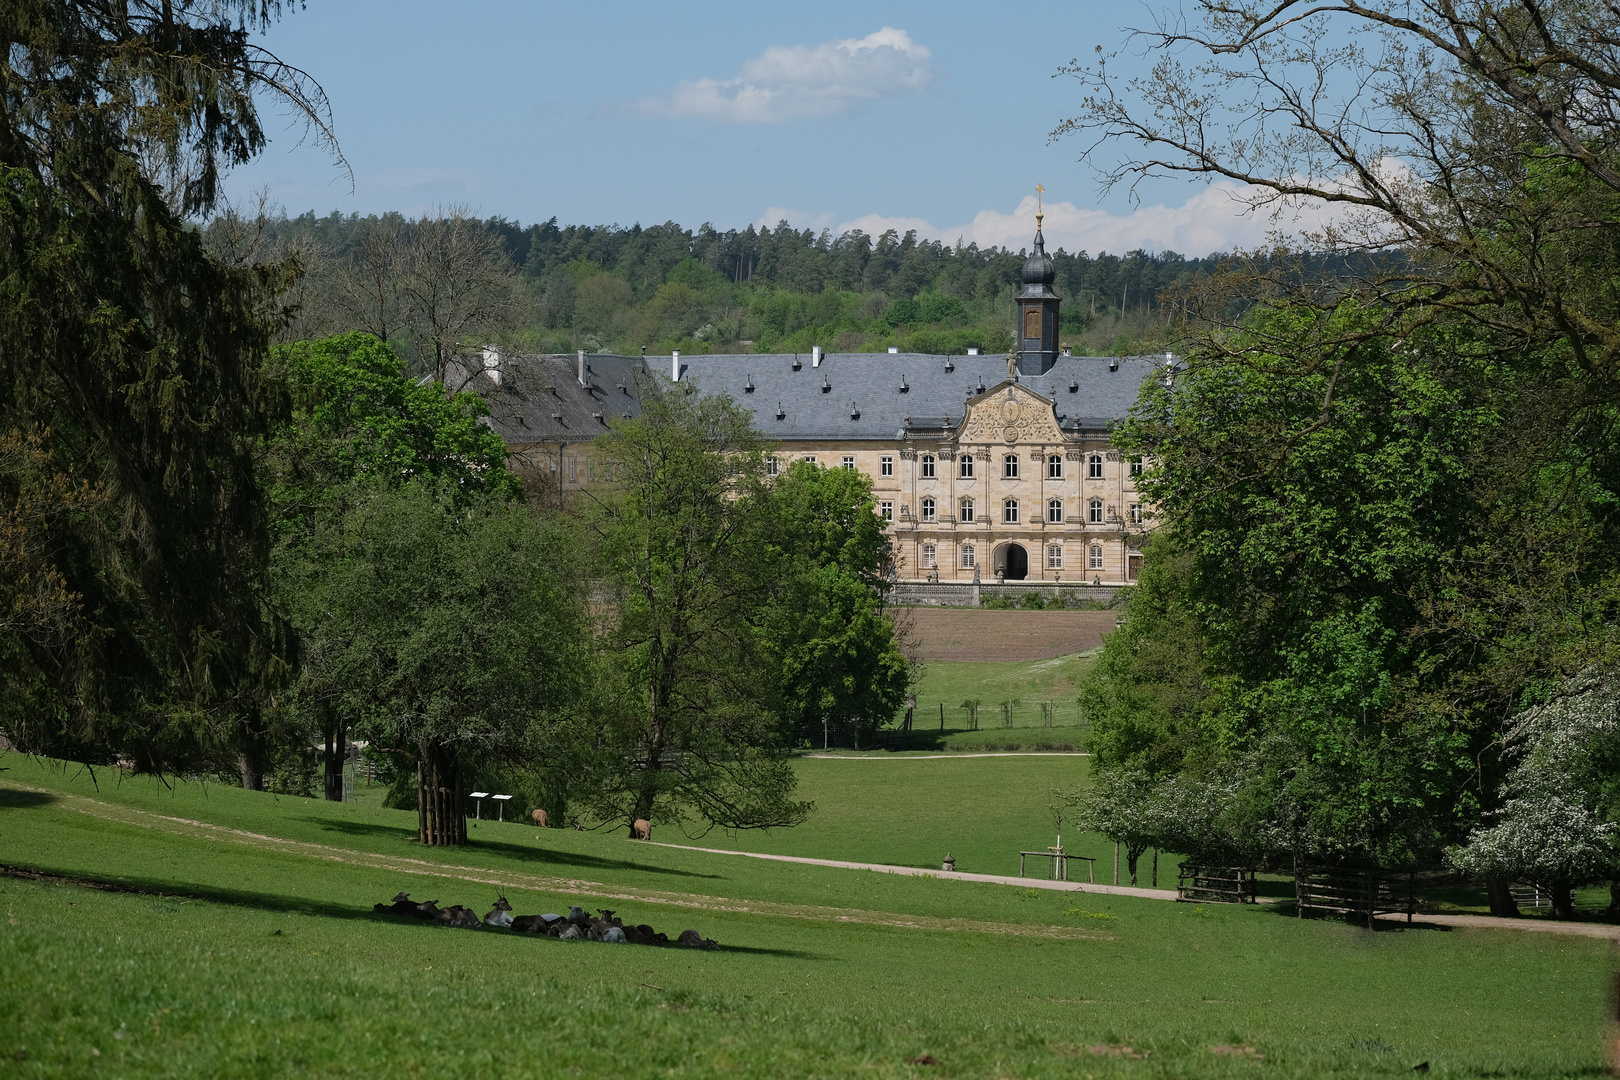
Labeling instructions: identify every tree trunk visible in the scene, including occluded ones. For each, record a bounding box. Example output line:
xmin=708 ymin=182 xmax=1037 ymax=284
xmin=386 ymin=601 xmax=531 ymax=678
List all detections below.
xmin=238 ymin=750 xmax=265 ymax=791
xmin=1608 ymin=880 xmax=1620 ymax=916
xmin=323 ymin=722 xmax=347 ymax=802
xmin=416 ymin=741 xmax=465 ymax=846
xmin=1550 ymin=883 xmax=1575 ymax=920
xmin=1485 ymin=876 xmax=1521 ymax=918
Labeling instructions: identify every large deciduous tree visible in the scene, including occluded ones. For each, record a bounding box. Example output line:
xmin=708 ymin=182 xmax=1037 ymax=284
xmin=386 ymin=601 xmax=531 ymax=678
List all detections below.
xmin=264 ymin=331 xmax=520 ymax=798
xmin=279 ymin=481 xmax=585 ymax=845
xmin=586 ymin=385 xmax=811 ymax=835
xmin=0 ymin=0 xmax=340 ymax=772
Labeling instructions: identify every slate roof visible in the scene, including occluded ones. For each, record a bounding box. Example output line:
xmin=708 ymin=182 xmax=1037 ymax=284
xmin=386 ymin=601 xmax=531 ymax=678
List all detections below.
xmin=471 ymin=350 xmax=1165 ymax=444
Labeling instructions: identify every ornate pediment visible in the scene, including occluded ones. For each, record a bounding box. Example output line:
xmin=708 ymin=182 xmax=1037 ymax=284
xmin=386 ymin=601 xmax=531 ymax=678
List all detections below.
xmin=960 ymin=383 xmax=1066 ymax=445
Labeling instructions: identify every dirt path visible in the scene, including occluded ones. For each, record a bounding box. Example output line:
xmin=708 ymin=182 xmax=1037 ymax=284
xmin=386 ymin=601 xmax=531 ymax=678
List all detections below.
xmin=647 ymin=842 xmax=1177 ymax=900
xmin=1375 ymin=911 xmax=1620 ymax=939
xmin=0 ymin=781 xmax=1109 ymax=941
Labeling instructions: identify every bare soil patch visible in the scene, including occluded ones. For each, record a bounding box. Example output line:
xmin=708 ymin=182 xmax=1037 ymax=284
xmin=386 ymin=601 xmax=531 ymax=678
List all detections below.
xmin=899 ymin=608 xmax=1118 ymax=662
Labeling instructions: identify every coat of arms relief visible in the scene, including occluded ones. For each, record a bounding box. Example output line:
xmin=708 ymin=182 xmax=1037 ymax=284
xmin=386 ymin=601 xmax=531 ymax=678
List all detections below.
xmin=961 ymin=385 xmax=1064 ymax=445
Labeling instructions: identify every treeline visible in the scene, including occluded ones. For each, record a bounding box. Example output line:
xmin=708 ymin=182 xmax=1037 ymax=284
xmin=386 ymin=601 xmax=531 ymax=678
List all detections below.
xmin=231 ymin=208 xmax=1370 ymax=368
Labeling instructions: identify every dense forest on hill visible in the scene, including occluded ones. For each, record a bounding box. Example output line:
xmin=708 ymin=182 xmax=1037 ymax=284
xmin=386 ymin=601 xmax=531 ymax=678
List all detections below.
xmin=221 ymin=209 xmax=1373 ymax=370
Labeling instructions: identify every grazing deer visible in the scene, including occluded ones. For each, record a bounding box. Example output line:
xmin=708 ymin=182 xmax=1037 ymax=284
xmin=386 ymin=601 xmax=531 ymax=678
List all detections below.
xmin=531 ymin=808 xmax=547 ymax=828
xmin=630 ymin=819 xmax=652 ymax=840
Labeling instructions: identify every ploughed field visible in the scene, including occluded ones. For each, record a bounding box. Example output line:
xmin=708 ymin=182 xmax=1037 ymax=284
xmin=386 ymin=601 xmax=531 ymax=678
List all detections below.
xmin=900 ymin=607 xmax=1117 ymax=662
xmin=1 ymin=753 xmax=1613 ymax=1078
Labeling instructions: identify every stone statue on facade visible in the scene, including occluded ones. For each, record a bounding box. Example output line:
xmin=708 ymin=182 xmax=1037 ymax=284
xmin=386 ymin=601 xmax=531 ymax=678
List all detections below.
xmin=1006 ymin=349 xmax=1019 ymax=382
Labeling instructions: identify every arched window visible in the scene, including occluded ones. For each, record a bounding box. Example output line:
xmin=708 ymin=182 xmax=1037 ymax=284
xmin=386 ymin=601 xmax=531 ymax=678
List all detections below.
xmin=1088 ymin=498 xmax=1103 ymax=523
xmin=1128 ymin=503 xmax=1142 ymax=524
xmin=1047 ymin=545 xmax=1063 ymax=569
xmin=921 ymin=497 xmax=936 ymax=522
xmin=921 ymin=543 xmax=937 ymax=569
xmin=921 ymin=454 xmax=936 ymax=478
xmin=960 ymin=544 xmax=976 ymax=569
xmin=1048 ymin=455 xmax=1063 ymax=478
xmin=1003 ymin=498 xmax=1019 ymax=523
xmin=1089 ymin=545 xmax=1104 ymax=570
xmin=1088 ymin=454 xmax=1104 ymax=479
xmin=960 ymin=497 xmax=975 ymax=523
xmin=959 ymin=454 xmax=975 ymax=478
xmin=1003 ymin=454 xmax=1019 ymax=478
xmin=1047 ymin=499 xmax=1063 ymax=523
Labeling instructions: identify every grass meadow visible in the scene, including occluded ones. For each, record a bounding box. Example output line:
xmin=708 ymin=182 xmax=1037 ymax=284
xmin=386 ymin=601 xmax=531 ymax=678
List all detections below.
xmin=882 ymin=652 xmax=1097 ymax=752
xmin=2 ymin=752 xmax=1615 ymax=1078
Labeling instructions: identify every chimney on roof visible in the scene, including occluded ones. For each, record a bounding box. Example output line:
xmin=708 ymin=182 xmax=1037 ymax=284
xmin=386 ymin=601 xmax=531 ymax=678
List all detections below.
xmin=577 ymin=350 xmax=586 ymax=387
xmin=812 ymin=345 xmax=823 ymax=367
xmin=672 ymin=350 xmax=681 ymax=382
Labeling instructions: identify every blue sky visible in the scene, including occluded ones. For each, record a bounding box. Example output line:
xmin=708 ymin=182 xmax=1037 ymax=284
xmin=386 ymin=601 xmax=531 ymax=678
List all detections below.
xmin=224 ymin=0 xmax=1321 ymax=257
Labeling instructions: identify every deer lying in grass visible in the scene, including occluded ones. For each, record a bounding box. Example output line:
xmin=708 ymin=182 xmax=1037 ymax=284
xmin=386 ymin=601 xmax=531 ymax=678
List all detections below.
xmin=483 ymin=897 xmax=513 ymax=929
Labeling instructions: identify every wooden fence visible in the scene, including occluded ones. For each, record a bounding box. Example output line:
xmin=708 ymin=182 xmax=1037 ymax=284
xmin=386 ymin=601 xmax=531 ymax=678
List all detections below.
xmin=1176 ymin=864 xmax=1257 ymax=904
xmin=1295 ymin=865 xmax=1419 ymax=924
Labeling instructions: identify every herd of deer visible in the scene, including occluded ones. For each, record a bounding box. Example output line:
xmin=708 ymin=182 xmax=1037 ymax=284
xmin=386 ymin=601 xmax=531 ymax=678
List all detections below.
xmin=372 ymin=892 xmax=717 ymax=948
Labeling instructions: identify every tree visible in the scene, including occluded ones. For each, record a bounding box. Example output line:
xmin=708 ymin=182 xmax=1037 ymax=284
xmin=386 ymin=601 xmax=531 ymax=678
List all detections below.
xmin=1450 ymin=669 xmax=1620 ymax=917
xmin=279 ymin=481 xmax=585 ymax=845
xmin=265 ymin=331 xmax=520 ymax=798
xmin=761 ymin=461 xmax=910 ymax=749
xmin=585 ymin=384 xmax=811 ymax=834
xmin=0 ymin=0 xmax=339 ymax=772
xmin=401 ymin=208 xmax=527 ymax=387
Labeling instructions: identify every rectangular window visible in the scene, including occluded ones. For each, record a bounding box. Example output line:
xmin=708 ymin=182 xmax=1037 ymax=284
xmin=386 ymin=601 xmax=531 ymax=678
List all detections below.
xmin=767 ymin=457 xmax=779 ymax=476
xmin=1023 ymin=308 xmax=1041 ymax=339
xmin=803 ymin=455 xmax=817 ymax=465
xmin=842 ymin=456 xmax=855 ymax=470
xmin=587 ymin=458 xmax=595 ymax=481
xmin=880 ymin=501 xmax=893 ymax=521
xmin=1089 ymin=546 xmax=1104 ymax=570
xmin=921 ymin=497 xmax=936 ymax=522
xmin=569 ymin=458 xmax=576 ymax=482
xmin=960 ymin=498 xmax=975 ymax=523
xmin=1130 ymin=456 xmax=1143 ymax=477
xmin=1003 ymin=454 xmax=1019 ymax=479
xmin=1129 ymin=503 xmax=1141 ymax=524
xmin=921 ymin=454 xmax=936 ymax=478
xmin=1047 ymin=545 xmax=1063 ymax=570
xmin=1048 ymin=455 xmax=1063 ymax=479
xmin=1003 ymin=499 xmax=1019 ymax=524
xmin=881 ymin=455 xmax=894 ymax=477
xmin=1088 ymin=499 xmax=1103 ymax=524
xmin=921 ymin=543 xmax=937 ymax=569
xmin=960 ymin=545 xmax=976 ymax=569
xmin=959 ymin=455 xmax=974 ymax=478
xmin=1088 ymin=455 xmax=1104 ymax=479
xmin=1047 ymin=499 xmax=1063 ymax=523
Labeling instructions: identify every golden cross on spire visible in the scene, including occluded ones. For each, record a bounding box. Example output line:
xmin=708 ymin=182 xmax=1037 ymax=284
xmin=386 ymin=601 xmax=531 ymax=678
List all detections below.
xmin=1035 ymin=183 xmax=1045 ymax=230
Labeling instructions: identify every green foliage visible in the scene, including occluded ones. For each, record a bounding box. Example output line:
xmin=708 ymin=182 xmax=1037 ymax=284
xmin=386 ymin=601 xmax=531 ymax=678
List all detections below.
xmin=585 ymin=387 xmax=809 ymax=831
xmin=267 ymin=332 xmax=521 ymax=519
xmin=0 ymin=0 xmax=334 ymax=773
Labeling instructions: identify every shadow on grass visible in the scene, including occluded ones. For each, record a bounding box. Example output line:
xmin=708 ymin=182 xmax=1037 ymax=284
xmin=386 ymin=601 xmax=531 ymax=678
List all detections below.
xmin=299 ymin=817 xmax=724 ymax=880
xmin=716 ymin=943 xmax=826 ymax=959
xmin=0 ymin=788 xmax=59 ymax=809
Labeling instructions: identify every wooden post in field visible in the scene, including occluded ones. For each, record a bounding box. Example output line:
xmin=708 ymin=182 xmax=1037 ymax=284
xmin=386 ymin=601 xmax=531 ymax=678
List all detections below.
xmin=1152 ymin=848 xmax=1158 ymax=888
xmin=1114 ymin=842 xmax=1119 ymax=885
xmin=939 ymin=703 xmax=944 ymax=730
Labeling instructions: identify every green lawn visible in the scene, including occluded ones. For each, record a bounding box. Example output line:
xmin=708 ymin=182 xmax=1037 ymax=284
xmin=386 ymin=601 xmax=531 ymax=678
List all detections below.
xmin=885 ymin=652 xmax=1096 ymax=751
xmin=1 ymin=753 xmax=1614 ymax=1078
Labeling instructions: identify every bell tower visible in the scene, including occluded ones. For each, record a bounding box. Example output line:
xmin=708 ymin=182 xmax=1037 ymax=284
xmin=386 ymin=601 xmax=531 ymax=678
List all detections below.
xmin=1016 ymin=184 xmax=1061 ymax=376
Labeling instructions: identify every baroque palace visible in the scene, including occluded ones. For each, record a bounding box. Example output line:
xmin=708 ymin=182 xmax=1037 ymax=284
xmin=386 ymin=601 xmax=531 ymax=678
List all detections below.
xmin=468 ymin=217 xmax=1162 ymax=586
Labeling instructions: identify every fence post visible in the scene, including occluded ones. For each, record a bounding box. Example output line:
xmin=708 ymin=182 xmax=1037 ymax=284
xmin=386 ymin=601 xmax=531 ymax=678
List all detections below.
xmin=1114 ymin=842 xmax=1119 ymax=885
xmin=939 ymin=703 xmax=944 ymax=731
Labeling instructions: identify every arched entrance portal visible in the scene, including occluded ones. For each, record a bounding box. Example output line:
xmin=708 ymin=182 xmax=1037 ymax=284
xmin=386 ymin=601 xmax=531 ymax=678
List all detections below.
xmin=996 ymin=543 xmax=1029 ymax=580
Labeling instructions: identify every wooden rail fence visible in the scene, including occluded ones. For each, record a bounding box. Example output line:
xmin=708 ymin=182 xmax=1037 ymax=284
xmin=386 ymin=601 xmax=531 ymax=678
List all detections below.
xmin=1295 ymin=865 xmax=1419 ymax=925
xmin=1176 ymin=864 xmax=1257 ymax=904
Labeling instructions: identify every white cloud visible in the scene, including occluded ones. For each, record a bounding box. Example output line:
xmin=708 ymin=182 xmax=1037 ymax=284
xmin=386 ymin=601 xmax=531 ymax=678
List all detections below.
xmin=617 ymin=28 xmax=934 ymax=123
xmin=836 ymin=182 xmax=1381 ymax=257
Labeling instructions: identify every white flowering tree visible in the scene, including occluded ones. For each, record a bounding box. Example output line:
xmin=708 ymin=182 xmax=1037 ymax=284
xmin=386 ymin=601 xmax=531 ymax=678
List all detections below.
xmin=1449 ymin=671 xmax=1620 ymax=918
